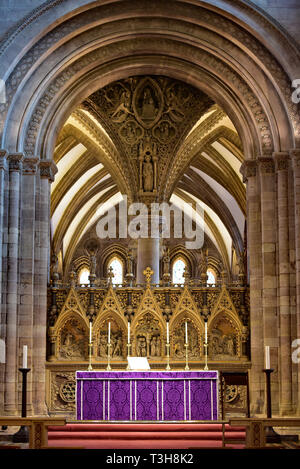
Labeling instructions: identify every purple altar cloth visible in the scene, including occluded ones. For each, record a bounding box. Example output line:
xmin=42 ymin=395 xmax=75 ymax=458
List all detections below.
xmin=76 ymin=371 xmax=218 ymax=421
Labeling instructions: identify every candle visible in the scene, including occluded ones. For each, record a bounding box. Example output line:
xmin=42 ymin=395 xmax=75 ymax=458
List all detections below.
xmin=265 ymin=346 xmax=270 ymax=369
xmin=108 ymin=322 xmax=111 ymax=344
xmin=185 ymin=322 xmax=188 ymax=344
xmin=22 ymin=345 xmax=27 ymax=369
xmin=89 ymin=322 xmax=92 ymax=344
xmin=205 ymin=321 xmax=208 ymax=344
xmin=128 ymin=322 xmax=130 ymax=344
xmin=167 ymin=322 xmax=169 ymax=344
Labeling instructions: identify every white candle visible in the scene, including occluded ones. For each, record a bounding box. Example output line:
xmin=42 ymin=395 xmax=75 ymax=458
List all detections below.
xmin=22 ymin=345 xmax=27 ymax=369
xmin=128 ymin=322 xmax=130 ymax=344
xmin=89 ymin=322 xmax=92 ymax=344
xmin=185 ymin=322 xmax=188 ymax=344
xmin=265 ymin=346 xmax=270 ymax=369
xmin=167 ymin=322 xmax=169 ymax=344
xmin=205 ymin=321 xmax=208 ymax=344
xmin=108 ymin=322 xmax=111 ymax=344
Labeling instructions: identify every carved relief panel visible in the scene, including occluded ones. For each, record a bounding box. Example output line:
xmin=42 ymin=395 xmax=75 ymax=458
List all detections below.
xmin=97 ymin=317 xmax=126 ymax=359
xmin=209 ymin=314 xmax=240 ymax=360
xmin=133 ymin=313 xmax=163 ymax=359
xmin=172 ymin=318 xmax=201 ymax=360
xmin=58 ymin=318 xmax=87 ymax=361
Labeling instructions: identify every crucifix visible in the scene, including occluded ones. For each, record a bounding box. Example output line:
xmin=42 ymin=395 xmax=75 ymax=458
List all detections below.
xmin=143 ymin=266 xmax=154 ymax=285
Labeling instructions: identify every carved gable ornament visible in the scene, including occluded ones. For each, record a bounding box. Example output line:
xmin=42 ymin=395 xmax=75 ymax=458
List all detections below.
xmin=172 ymin=284 xmax=201 ymax=323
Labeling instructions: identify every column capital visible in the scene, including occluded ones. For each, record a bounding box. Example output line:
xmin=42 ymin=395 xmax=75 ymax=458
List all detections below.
xmin=0 ymin=149 xmax=8 ymax=170
xmin=290 ymin=149 xmax=300 ymax=169
xmin=273 ymin=152 xmax=290 ymax=172
xmin=240 ymin=160 xmax=258 ymax=183
xmin=23 ymin=157 xmax=39 ymax=175
xmin=257 ymin=156 xmax=275 ymax=174
xmin=39 ymin=160 xmax=58 ymax=182
xmin=7 ymin=152 xmax=23 ymax=171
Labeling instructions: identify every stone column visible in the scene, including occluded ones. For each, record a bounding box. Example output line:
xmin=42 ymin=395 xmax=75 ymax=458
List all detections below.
xmin=290 ymin=149 xmax=300 ymax=414
xmin=4 ymin=153 xmax=23 ymax=414
xmin=0 ymin=150 xmax=7 ymax=413
xmin=32 ymin=160 xmax=57 ymax=415
xmin=241 ymin=159 xmax=264 ymax=414
xmin=18 ymin=158 xmax=39 ymax=415
xmin=258 ymin=156 xmax=279 ymax=413
xmin=274 ymin=152 xmax=293 ymax=414
xmin=136 ymin=214 xmax=161 ymax=284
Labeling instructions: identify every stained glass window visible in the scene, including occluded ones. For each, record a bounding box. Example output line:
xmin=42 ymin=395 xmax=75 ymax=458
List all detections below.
xmin=78 ymin=267 xmax=90 ymax=285
xmin=108 ymin=257 xmax=123 ymax=285
xmin=207 ymin=269 xmax=216 ymax=285
xmin=172 ymin=258 xmax=186 ymax=284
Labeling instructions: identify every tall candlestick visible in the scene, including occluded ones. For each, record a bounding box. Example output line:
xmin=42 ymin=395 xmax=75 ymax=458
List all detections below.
xmin=89 ymin=322 xmax=92 ymax=344
xmin=128 ymin=322 xmax=130 ymax=344
xmin=108 ymin=322 xmax=111 ymax=344
xmin=205 ymin=321 xmax=207 ymax=343
xmin=22 ymin=345 xmax=27 ymax=369
xmin=185 ymin=321 xmax=188 ymax=344
xmin=265 ymin=346 xmax=270 ymax=369
xmin=167 ymin=322 xmax=169 ymax=344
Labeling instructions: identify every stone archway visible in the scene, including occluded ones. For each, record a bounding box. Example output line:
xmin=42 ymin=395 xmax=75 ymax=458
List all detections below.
xmin=0 ymin=0 xmax=299 ymax=417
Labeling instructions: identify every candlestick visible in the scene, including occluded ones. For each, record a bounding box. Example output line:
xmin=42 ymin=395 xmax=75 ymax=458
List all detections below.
xmin=89 ymin=322 xmax=92 ymax=344
xmin=128 ymin=322 xmax=130 ymax=344
xmin=108 ymin=322 xmax=111 ymax=344
xmin=88 ymin=342 xmax=93 ymax=371
xmin=107 ymin=343 xmax=112 ymax=370
xmin=185 ymin=322 xmax=188 ymax=344
xmin=166 ymin=343 xmax=171 ymax=370
xmin=184 ymin=343 xmax=189 ymax=370
xmin=22 ymin=345 xmax=27 ymax=369
xmin=167 ymin=322 xmax=169 ymax=344
xmin=12 ymin=368 xmax=30 ymax=443
xmin=126 ymin=343 xmax=132 ymax=370
xmin=205 ymin=322 xmax=207 ymax=344
xmin=265 ymin=345 xmax=270 ymax=369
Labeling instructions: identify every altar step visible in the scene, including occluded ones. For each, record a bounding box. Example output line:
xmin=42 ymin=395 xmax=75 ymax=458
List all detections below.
xmin=47 ymin=423 xmax=246 ymax=449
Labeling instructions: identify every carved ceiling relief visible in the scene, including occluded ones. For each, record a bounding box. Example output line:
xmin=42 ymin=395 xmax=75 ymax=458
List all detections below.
xmin=84 ymin=76 xmax=213 ymax=201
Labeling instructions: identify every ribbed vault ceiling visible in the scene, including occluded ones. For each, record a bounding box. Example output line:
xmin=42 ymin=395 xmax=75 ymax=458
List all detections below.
xmin=51 ymin=76 xmax=245 ymax=275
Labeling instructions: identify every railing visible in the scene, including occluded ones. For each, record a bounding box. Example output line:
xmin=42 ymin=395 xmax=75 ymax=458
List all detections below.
xmin=230 ymin=418 xmax=300 ymax=448
xmin=0 ymin=417 xmax=66 ymax=449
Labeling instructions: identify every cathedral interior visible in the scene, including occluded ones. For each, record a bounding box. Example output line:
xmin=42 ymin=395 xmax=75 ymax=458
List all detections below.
xmin=0 ymin=0 xmax=300 ymax=430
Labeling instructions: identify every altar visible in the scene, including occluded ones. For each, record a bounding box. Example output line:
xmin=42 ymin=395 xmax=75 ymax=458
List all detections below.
xmin=76 ymin=370 xmax=219 ymax=421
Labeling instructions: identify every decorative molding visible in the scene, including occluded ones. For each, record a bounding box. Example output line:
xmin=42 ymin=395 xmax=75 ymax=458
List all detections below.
xmin=7 ymin=152 xmax=23 ymax=171
xmin=273 ymin=152 xmax=289 ymax=171
xmin=240 ymin=160 xmax=257 ymax=182
xmin=39 ymin=160 xmax=58 ymax=181
xmin=22 ymin=157 xmax=39 ymax=175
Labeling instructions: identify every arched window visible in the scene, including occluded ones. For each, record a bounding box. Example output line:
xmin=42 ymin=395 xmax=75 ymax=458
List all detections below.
xmin=78 ymin=267 xmax=90 ymax=285
xmin=172 ymin=258 xmax=187 ymax=285
xmin=108 ymin=257 xmax=123 ymax=285
xmin=207 ymin=268 xmax=216 ymax=286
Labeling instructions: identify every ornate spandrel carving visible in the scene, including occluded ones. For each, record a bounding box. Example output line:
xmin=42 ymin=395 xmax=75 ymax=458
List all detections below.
xmin=58 ymin=318 xmax=87 ymax=360
xmin=85 ymin=76 xmax=211 ymax=200
xmin=133 ymin=78 xmax=163 ymax=129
